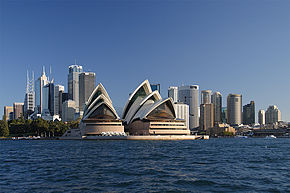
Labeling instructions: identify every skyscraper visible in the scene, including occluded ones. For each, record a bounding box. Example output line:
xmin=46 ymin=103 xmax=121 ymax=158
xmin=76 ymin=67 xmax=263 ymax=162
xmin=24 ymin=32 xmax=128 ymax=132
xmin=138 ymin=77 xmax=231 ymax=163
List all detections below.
xmin=59 ymin=92 xmax=68 ymax=117
xmin=24 ymin=71 xmax=35 ymax=119
xmin=178 ymin=85 xmax=199 ymax=129
xmin=68 ymin=64 xmax=83 ymax=112
xmin=265 ymin=105 xmax=281 ymax=124
xmin=221 ymin=107 xmax=227 ymax=123
xmin=62 ymin=100 xmax=76 ymax=122
xmin=48 ymin=83 xmax=55 ymax=116
xmin=35 ymin=66 xmax=49 ymax=113
xmin=150 ymin=84 xmax=161 ymax=93
xmin=212 ymin=92 xmax=222 ymax=125
xmin=168 ymin=86 xmax=178 ymax=103
xmin=227 ymin=94 xmax=242 ymax=125
xmin=200 ymin=103 xmax=214 ymax=131
xmin=3 ymin=106 xmax=13 ymax=121
xmin=79 ymin=72 xmax=95 ymax=112
xmin=258 ymin=110 xmax=265 ymax=125
xmin=42 ymin=84 xmax=50 ymax=113
xmin=13 ymin=103 xmax=24 ymax=120
xmin=54 ymin=84 xmax=64 ymax=116
xmin=201 ymin=90 xmax=212 ymax=104
xmin=243 ymin=101 xmax=255 ymax=125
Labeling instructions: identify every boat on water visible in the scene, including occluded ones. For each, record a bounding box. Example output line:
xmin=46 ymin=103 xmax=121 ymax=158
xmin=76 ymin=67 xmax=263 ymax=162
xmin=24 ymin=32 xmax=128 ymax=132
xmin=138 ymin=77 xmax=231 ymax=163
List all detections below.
xmin=265 ymin=135 xmax=277 ymax=139
xmin=235 ymin=135 xmax=248 ymax=138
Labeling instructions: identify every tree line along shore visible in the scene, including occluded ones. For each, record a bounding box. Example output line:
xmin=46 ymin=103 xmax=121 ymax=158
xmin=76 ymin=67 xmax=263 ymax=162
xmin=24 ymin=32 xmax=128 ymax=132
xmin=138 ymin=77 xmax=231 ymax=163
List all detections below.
xmin=0 ymin=115 xmax=79 ymax=138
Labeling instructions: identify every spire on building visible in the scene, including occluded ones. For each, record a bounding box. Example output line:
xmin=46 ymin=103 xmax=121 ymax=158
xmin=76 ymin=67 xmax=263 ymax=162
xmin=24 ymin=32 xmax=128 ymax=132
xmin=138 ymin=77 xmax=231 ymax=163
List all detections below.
xmin=42 ymin=65 xmax=46 ymax=76
xmin=26 ymin=70 xmax=29 ymax=93
xmin=26 ymin=70 xmax=34 ymax=94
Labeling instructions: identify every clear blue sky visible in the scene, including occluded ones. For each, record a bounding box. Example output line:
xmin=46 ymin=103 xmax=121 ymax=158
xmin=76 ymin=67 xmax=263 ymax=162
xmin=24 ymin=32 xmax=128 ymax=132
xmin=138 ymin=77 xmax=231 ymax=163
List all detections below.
xmin=0 ymin=0 xmax=289 ymax=121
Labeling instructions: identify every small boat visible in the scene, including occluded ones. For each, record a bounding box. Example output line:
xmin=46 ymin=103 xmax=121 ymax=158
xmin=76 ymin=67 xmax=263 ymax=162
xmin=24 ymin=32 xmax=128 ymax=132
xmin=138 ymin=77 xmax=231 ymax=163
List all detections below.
xmin=235 ymin=135 xmax=248 ymax=138
xmin=265 ymin=135 xmax=277 ymax=139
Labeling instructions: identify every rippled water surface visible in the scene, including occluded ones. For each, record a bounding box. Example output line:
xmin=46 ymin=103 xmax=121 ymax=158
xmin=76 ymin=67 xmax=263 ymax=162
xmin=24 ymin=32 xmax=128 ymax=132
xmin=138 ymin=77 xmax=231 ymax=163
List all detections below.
xmin=0 ymin=138 xmax=290 ymax=192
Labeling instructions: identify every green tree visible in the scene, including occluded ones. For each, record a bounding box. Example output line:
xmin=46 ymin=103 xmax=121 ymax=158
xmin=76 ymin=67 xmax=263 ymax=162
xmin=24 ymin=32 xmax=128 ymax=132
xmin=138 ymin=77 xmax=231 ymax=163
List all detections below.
xmin=0 ymin=115 xmax=9 ymax=137
xmin=31 ymin=118 xmax=49 ymax=136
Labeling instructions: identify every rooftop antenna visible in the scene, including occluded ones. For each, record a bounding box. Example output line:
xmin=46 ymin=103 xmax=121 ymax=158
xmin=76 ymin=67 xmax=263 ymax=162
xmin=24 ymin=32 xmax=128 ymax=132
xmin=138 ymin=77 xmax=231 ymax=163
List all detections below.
xmin=50 ymin=64 xmax=52 ymax=81
xmin=75 ymin=58 xmax=77 ymax=65
xmin=32 ymin=71 xmax=34 ymax=92
xmin=42 ymin=64 xmax=45 ymax=75
xmin=26 ymin=70 xmax=29 ymax=93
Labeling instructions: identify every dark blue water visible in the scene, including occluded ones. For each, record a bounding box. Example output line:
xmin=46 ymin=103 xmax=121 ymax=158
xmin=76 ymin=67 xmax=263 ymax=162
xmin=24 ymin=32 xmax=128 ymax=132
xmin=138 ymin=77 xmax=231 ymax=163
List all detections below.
xmin=0 ymin=138 xmax=289 ymax=193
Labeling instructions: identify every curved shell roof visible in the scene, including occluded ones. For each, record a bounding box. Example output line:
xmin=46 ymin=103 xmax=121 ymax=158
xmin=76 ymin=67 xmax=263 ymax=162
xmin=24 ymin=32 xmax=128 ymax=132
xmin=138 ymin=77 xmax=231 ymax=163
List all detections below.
xmin=122 ymin=80 xmax=152 ymax=119
xmin=131 ymin=98 xmax=176 ymax=122
xmin=82 ymin=83 xmax=119 ymax=120
xmin=124 ymin=90 xmax=162 ymax=124
xmin=83 ymin=83 xmax=112 ymax=113
xmin=123 ymin=80 xmax=176 ymax=124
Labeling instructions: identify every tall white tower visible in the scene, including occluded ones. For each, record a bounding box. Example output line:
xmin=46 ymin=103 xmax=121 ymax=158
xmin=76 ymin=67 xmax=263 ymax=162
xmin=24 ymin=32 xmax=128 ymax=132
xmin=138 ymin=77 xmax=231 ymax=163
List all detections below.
xmin=24 ymin=70 xmax=35 ymax=118
xmin=227 ymin=94 xmax=242 ymax=125
xmin=178 ymin=85 xmax=199 ymax=129
xmin=35 ymin=65 xmax=49 ymax=113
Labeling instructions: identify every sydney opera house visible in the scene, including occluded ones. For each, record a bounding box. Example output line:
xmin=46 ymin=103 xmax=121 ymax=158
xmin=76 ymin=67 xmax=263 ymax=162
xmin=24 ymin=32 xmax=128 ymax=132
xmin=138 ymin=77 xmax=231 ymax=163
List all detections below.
xmin=62 ymin=80 xmax=190 ymax=139
xmin=123 ymin=80 xmax=190 ymax=135
xmin=62 ymin=83 xmax=124 ymax=138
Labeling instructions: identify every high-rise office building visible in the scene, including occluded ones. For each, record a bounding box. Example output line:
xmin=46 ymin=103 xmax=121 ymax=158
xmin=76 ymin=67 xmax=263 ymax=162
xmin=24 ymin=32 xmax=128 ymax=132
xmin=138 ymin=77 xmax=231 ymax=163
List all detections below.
xmin=68 ymin=65 xmax=83 ymax=112
xmin=48 ymin=83 xmax=55 ymax=116
xmin=150 ymin=84 xmax=160 ymax=93
xmin=174 ymin=102 xmax=189 ymax=129
xmin=243 ymin=101 xmax=255 ymax=125
xmin=168 ymin=86 xmax=178 ymax=103
xmin=4 ymin=106 xmax=13 ymax=121
xmin=258 ymin=110 xmax=265 ymax=125
xmin=200 ymin=103 xmax=214 ymax=131
xmin=54 ymin=84 xmax=64 ymax=116
xmin=178 ymin=85 xmax=199 ymax=129
xmin=265 ymin=105 xmax=281 ymax=124
xmin=221 ymin=107 xmax=227 ymax=123
xmin=42 ymin=84 xmax=49 ymax=113
xmin=227 ymin=94 xmax=242 ymax=125
xmin=35 ymin=66 xmax=49 ymax=113
xmin=212 ymin=92 xmax=222 ymax=125
xmin=201 ymin=90 xmax=212 ymax=104
xmin=24 ymin=71 xmax=35 ymax=119
xmin=79 ymin=72 xmax=95 ymax=111
xmin=59 ymin=92 xmax=68 ymax=117
xmin=13 ymin=103 xmax=24 ymax=120
xmin=62 ymin=100 xmax=76 ymax=122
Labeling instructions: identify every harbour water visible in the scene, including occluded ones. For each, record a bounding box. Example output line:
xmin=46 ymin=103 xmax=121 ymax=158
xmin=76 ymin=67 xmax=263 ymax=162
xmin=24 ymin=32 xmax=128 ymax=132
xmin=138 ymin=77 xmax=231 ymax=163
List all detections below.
xmin=0 ymin=138 xmax=289 ymax=192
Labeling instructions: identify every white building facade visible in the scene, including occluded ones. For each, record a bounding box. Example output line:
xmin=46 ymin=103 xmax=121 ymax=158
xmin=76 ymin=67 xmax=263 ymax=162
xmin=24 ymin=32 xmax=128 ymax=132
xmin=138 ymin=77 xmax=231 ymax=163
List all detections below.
xmin=265 ymin=105 xmax=281 ymax=124
xmin=62 ymin=100 xmax=76 ymax=122
xmin=174 ymin=103 xmax=189 ymax=130
xmin=168 ymin=86 xmax=178 ymax=103
xmin=258 ymin=110 xmax=265 ymax=125
xmin=178 ymin=85 xmax=199 ymax=129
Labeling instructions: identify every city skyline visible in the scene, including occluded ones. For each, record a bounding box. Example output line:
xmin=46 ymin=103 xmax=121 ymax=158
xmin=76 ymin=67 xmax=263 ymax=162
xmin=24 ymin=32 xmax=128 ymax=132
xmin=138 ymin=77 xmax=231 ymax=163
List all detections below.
xmin=0 ymin=0 xmax=289 ymax=121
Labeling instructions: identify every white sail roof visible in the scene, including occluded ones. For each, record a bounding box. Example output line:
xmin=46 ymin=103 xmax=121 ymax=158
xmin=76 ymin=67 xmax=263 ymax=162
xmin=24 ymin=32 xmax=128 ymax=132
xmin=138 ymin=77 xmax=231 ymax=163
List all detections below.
xmin=122 ymin=80 xmax=152 ymax=119
xmin=124 ymin=90 xmax=162 ymax=124
xmin=82 ymin=83 xmax=119 ymax=120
